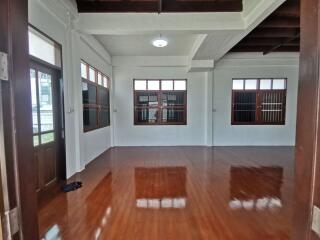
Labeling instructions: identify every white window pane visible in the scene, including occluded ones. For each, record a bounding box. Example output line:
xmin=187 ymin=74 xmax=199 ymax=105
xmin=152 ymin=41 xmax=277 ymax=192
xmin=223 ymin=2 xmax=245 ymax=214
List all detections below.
xmin=148 ymin=80 xmax=160 ymax=90
xmin=232 ymin=79 xmax=244 ymax=90
xmin=89 ymin=67 xmax=95 ymax=82
xmin=245 ymin=79 xmax=257 ymax=90
xmin=30 ymin=69 xmax=38 ymax=134
xmin=135 ymin=80 xmax=147 ymax=90
xmin=33 ymin=135 xmax=39 ymax=147
xmin=162 ymin=80 xmax=173 ymax=90
xmin=273 ymin=79 xmax=286 ymax=89
xmin=41 ymin=132 xmax=55 ymax=144
xmin=28 ymin=30 xmax=55 ymax=66
xmin=103 ymin=76 xmax=108 ymax=88
xmin=98 ymin=72 xmax=102 ymax=85
xmin=81 ymin=62 xmax=87 ymax=79
xmin=260 ymin=79 xmax=272 ymax=90
xmin=38 ymin=72 xmax=54 ymax=132
xmin=174 ymin=80 xmax=186 ymax=90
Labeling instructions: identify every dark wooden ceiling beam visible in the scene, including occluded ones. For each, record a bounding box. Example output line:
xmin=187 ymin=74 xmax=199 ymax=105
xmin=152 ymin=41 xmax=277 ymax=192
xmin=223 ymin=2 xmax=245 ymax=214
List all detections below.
xmin=263 ymin=33 xmax=300 ymax=55
xmin=76 ymin=0 xmax=243 ymax=13
xmin=162 ymin=0 xmax=242 ymax=12
xmin=238 ymin=37 xmax=300 ymax=47
xmin=260 ymin=17 xmax=300 ymax=28
xmin=273 ymin=0 xmax=300 ymax=17
xmin=249 ymin=28 xmax=300 ymax=38
xmin=77 ymin=1 xmax=159 ymax=13
xmin=231 ymin=45 xmax=300 ymax=52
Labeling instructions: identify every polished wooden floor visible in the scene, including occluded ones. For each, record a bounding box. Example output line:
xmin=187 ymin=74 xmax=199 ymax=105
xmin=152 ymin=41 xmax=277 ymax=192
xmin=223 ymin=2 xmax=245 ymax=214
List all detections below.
xmin=38 ymin=147 xmax=294 ymax=240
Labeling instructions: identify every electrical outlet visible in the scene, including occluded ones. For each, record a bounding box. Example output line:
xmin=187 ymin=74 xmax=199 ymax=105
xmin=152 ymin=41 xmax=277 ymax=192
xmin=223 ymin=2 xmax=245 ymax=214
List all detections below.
xmin=312 ymin=206 xmax=320 ymax=236
xmin=0 ymin=52 xmax=8 ymax=81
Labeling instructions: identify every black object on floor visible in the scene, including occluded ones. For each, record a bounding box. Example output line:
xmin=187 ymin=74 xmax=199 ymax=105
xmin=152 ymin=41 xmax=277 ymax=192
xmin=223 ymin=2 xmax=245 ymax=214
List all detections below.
xmin=61 ymin=181 xmax=82 ymax=192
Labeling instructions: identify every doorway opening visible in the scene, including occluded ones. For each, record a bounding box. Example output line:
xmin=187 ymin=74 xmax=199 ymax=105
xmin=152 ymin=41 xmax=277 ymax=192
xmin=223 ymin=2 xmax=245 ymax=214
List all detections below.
xmin=28 ymin=26 xmax=66 ymax=206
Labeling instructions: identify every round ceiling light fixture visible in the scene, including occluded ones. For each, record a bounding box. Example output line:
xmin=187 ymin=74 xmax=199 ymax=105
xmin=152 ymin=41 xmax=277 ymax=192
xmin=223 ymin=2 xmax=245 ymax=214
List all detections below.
xmin=152 ymin=36 xmax=168 ymax=48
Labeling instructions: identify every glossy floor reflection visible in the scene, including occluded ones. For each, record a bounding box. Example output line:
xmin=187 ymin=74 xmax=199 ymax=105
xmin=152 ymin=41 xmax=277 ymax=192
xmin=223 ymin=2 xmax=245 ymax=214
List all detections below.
xmin=38 ymin=147 xmax=294 ymax=240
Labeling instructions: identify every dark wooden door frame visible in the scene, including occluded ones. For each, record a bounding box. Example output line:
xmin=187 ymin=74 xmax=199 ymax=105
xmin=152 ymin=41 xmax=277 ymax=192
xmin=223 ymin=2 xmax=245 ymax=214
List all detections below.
xmin=30 ymin=60 xmax=66 ymax=204
xmin=0 ymin=0 xmax=39 ymax=239
xmin=293 ymin=0 xmax=320 ymax=239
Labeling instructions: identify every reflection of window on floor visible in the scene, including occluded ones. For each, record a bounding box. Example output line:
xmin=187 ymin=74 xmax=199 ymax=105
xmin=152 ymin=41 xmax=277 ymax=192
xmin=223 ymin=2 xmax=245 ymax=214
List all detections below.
xmin=229 ymin=166 xmax=283 ymax=211
xmin=229 ymin=197 xmax=282 ymax=210
xmin=135 ymin=167 xmax=187 ymax=209
xmin=136 ymin=198 xmax=187 ymax=209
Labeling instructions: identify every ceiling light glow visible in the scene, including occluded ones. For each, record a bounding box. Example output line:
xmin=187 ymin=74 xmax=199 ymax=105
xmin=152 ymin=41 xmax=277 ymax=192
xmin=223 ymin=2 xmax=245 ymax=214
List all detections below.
xmin=152 ymin=38 xmax=168 ymax=48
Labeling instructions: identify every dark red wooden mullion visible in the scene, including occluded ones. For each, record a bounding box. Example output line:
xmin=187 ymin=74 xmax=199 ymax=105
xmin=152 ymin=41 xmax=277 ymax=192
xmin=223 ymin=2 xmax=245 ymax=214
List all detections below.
xmin=134 ymin=89 xmax=137 ymax=125
xmin=95 ymin=81 xmax=99 ymax=128
xmin=159 ymin=91 xmax=163 ymax=124
xmin=231 ymin=91 xmax=235 ymax=123
xmin=95 ymin=66 xmax=98 ymax=84
xmin=282 ymin=90 xmax=287 ymax=124
xmin=183 ymin=91 xmax=187 ymax=124
xmin=34 ymin=69 xmax=42 ymax=144
xmin=256 ymin=90 xmax=262 ymax=124
xmin=157 ymin=91 xmax=161 ymax=124
xmin=96 ymin=83 xmax=101 ymax=128
xmin=133 ymin=90 xmax=141 ymax=125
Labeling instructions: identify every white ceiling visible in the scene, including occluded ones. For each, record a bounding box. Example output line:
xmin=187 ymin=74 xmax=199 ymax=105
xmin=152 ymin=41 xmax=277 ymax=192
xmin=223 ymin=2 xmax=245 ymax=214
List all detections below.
xmin=95 ymin=34 xmax=199 ymax=56
xmin=75 ymin=0 xmax=286 ymax=70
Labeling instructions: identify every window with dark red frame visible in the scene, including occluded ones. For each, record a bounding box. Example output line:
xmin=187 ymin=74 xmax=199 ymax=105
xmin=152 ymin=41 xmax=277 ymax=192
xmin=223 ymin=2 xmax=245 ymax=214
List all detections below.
xmin=134 ymin=79 xmax=187 ymax=125
xmin=232 ymin=78 xmax=287 ymax=125
xmin=81 ymin=61 xmax=110 ymax=132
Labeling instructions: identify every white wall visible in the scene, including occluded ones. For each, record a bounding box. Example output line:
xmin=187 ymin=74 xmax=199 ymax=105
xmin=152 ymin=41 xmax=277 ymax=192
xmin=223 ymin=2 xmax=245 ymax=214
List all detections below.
xmin=29 ymin=0 xmax=113 ymax=177
xmin=212 ymin=53 xmax=299 ymax=146
xmin=113 ymin=60 xmax=207 ymax=146
xmin=112 ymin=54 xmax=299 ymax=147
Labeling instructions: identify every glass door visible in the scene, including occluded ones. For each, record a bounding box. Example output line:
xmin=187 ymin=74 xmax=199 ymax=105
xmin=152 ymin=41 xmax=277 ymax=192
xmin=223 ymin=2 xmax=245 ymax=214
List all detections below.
xmin=30 ymin=69 xmax=55 ymax=147
xmin=29 ymin=61 xmax=64 ymax=197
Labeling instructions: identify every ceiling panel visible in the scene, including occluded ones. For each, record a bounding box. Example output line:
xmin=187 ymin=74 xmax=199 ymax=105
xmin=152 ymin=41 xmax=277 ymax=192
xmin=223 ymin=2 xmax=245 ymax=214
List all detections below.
xmin=95 ymin=34 xmax=199 ymax=56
